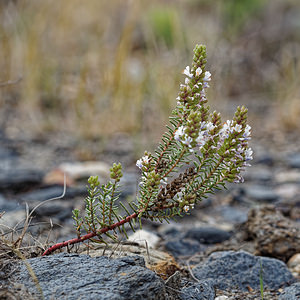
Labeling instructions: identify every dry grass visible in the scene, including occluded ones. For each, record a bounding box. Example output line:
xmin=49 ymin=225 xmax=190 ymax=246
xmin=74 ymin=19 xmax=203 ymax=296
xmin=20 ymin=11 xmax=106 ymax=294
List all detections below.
xmin=0 ymin=0 xmax=299 ymax=142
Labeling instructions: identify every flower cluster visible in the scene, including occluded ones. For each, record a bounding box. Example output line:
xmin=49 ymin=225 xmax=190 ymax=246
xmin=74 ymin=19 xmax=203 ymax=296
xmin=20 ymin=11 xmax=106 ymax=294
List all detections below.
xmin=176 ymin=63 xmax=211 ymax=110
xmin=135 ymin=44 xmax=253 ymax=213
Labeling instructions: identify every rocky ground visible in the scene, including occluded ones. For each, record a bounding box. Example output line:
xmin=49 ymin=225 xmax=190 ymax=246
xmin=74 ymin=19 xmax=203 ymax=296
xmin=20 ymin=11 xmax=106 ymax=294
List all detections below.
xmin=0 ymin=113 xmax=299 ymax=299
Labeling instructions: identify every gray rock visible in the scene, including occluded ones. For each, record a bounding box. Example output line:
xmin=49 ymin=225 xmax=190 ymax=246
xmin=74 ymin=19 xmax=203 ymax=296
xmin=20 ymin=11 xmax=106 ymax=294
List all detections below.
xmin=255 ymin=153 xmax=274 ymax=166
xmin=215 ymin=206 xmax=249 ymax=224
xmin=159 ymin=224 xmax=182 ymax=238
xmin=286 ymin=153 xmax=300 ymax=169
xmin=245 ymin=185 xmax=279 ymax=202
xmin=0 ymin=193 xmax=21 ymax=211
xmin=243 ymin=167 xmax=273 ymax=182
xmin=183 ymin=227 xmax=232 ymax=244
xmin=164 ymin=238 xmax=204 ymax=257
xmin=192 ymin=251 xmax=295 ymax=291
xmin=19 ymin=185 xmax=86 ymax=202
xmin=179 ymin=281 xmax=215 ymax=300
xmin=279 ymin=282 xmax=300 ymax=300
xmin=11 ymin=253 xmax=165 ymax=300
xmin=0 ymin=169 xmax=43 ymax=192
xmin=31 ymin=202 xmax=73 ymax=221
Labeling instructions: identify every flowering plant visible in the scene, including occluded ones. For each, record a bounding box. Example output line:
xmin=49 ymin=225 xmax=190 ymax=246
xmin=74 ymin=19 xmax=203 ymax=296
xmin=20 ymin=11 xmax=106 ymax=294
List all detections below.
xmin=42 ymin=45 xmax=252 ymax=256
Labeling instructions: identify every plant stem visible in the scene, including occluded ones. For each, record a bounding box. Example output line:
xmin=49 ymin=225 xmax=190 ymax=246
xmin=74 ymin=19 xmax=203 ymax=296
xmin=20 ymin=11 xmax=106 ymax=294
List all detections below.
xmin=42 ymin=212 xmax=138 ymax=256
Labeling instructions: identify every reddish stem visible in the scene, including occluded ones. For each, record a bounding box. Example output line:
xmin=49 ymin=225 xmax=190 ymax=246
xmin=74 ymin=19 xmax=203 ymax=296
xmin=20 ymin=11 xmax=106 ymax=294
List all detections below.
xmin=42 ymin=212 xmax=138 ymax=256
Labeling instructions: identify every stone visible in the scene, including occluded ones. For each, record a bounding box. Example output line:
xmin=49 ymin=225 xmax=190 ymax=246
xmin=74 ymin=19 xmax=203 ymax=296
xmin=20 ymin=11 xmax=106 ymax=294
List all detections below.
xmin=80 ymin=243 xmax=180 ymax=280
xmin=128 ymin=229 xmax=160 ymax=248
xmin=287 ymin=253 xmax=300 ymax=277
xmin=180 ymin=281 xmax=215 ymax=300
xmin=0 ymin=210 xmax=26 ymax=229
xmin=279 ymin=282 xmax=300 ymax=300
xmin=192 ymin=251 xmax=295 ymax=291
xmin=0 ymin=169 xmax=43 ymax=192
xmin=287 ymin=253 xmax=300 ymax=268
xmin=275 ymin=170 xmax=300 ymax=183
xmin=183 ymin=227 xmax=232 ymax=244
xmin=245 ymin=185 xmax=279 ymax=202
xmin=56 ymin=161 xmax=110 ymax=181
xmin=215 ymin=206 xmax=249 ymax=224
xmin=243 ymin=167 xmax=273 ymax=182
xmin=0 ymin=194 xmax=21 ymax=212
xmin=275 ymin=184 xmax=300 ymax=199
xmin=245 ymin=206 xmax=300 ymax=261
xmin=10 ymin=253 xmax=166 ymax=300
xmin=19 ymin=185 xmax=86 ymax=202
xmin=255 ymin=153 xmax=274 ymax=166
xmin=158 ymin=224 xmax=182 ymax=238
xmin=286 ymin=153 xmax=300 ymax=169
xmin=164 ymin=238 xmax=204 ymax=257
xmin=31 ymin=201 xmax=73 ymax=221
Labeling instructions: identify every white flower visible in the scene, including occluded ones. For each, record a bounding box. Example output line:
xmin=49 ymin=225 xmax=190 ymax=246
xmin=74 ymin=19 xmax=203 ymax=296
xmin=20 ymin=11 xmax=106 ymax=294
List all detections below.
xmin=183 ymin=66 xmax=193 ymax=78
xmin=206 ymin=122 xmax=215 ymax=131
xmin=183 ymin=205 xmax=190 ymax=212
xmin=196 ymin=132 xmax=206 ymax=148
xmin=219 ymin=120 xmax=231 ymax=138
xmin=136 ymin=159 xmax=143 ymax=169
xmin=174 ymin=126 xmax=185 ymax=141
xmin=242 ymin=124 xmax=251 ymax=140
xmin=233 ymin=124 xmax=242 ymax=132
xmin=182 ymin=136 xmax=193 ymax=147
xmin=203 ymin=82 xmax=210 ymax=89
xmin=183 ymin=204 xmax=194 ymax=212
xmin=234 ymin=174 xmax=244 ymax=183
xmin=195 ymin=67 xmax=202 ymax=76
xmin=245 ymin=147 xmax=253 ymax=161
xmin=136 ymin=155 xmax=150 ymax=169
xmin=203 ymin=71 xmax=211 ymax=81
xmin=185 ymin=77 xmax=190 ymax=85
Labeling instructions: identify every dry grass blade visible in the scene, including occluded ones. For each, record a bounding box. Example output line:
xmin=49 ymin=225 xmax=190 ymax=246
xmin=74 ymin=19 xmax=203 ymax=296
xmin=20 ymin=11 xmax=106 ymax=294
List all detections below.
xmin=13 ymin=174 xmax=66 ymax=249
xmin=0 ymin=76 xmax=22 ymax=87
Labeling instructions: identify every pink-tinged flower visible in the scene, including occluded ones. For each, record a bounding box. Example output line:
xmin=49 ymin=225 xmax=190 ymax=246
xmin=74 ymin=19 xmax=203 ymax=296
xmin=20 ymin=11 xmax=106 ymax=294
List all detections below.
xmin=195 ymin=67 xmax=202 ymax=76
xmin=183 ymin=66 xmax=193 ymax=78
xmin=196 ymin=132 xmax=206 ymax=148
xmin=203 ymin=71 xmax=211 ymax=81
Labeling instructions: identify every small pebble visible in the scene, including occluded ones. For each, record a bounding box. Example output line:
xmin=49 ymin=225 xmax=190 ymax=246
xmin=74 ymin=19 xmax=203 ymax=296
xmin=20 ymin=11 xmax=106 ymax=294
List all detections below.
xmin=128 ymin=229 xmax=160 ymax=248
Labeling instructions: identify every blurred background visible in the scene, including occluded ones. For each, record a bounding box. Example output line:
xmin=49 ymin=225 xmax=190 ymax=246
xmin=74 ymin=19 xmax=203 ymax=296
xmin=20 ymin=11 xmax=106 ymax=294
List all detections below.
xmin=0 ymin=0 xmax=299 ymax=154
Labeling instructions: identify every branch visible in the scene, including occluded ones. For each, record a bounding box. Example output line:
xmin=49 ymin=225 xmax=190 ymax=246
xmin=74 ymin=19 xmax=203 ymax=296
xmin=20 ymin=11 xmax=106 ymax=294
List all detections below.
xmin=42 ymin=212 xmax=138 ymax=256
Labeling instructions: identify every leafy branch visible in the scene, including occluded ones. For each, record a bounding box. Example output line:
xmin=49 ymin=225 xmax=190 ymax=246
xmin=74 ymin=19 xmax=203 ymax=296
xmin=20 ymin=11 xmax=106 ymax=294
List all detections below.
xmin=42 ymin=44 xmax=253 ymax=256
